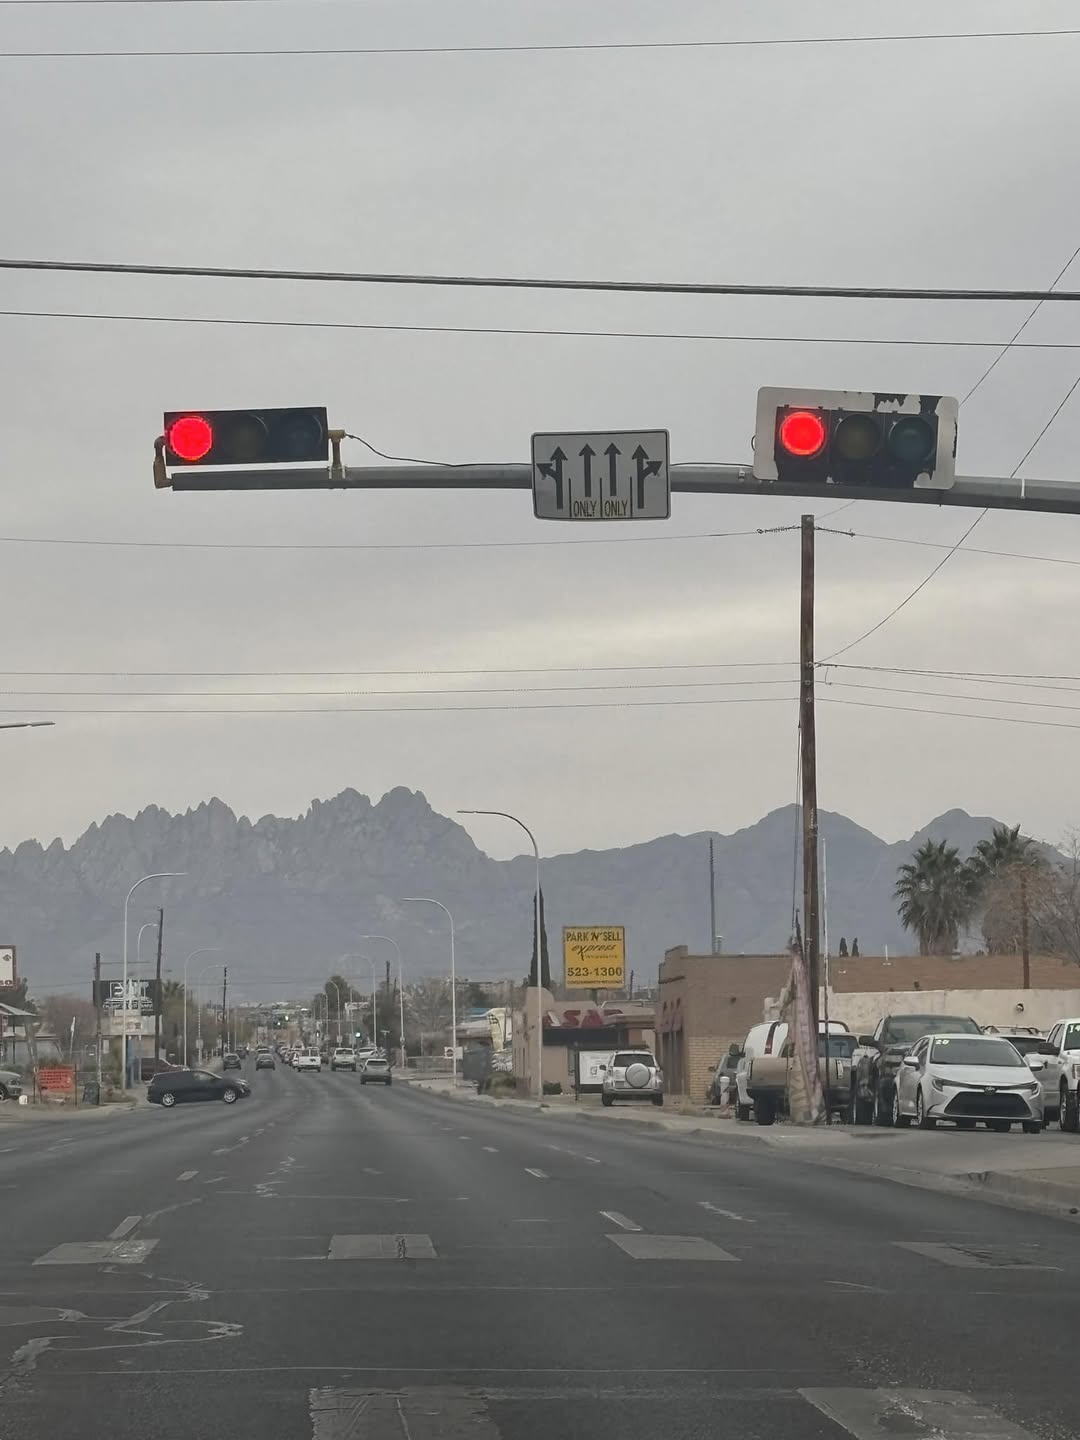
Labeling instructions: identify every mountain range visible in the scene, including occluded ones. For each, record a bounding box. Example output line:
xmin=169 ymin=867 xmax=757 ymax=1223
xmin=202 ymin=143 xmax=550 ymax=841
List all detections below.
xmin=0 ymin=787 xmax=1027 ymax=998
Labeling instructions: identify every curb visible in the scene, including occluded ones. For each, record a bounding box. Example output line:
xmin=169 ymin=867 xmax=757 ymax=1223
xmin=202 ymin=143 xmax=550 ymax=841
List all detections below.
xmin=965 ymin=1168 xmax=1080 ymax=1217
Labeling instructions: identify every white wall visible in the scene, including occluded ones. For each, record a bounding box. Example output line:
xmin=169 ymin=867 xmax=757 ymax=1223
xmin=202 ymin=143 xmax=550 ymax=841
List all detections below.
xmin=822 ymin=988 xmax=1080 ymax=1036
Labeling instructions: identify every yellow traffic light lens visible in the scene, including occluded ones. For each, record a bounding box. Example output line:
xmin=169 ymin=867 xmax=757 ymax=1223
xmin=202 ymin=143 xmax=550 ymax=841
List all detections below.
xmin=832 ymin=413 xmax=881 ymax=462
xmin=218 ymin=412 xmax=270 ymax=464
xmin=887 ymin=416 xmax=936 ymax=467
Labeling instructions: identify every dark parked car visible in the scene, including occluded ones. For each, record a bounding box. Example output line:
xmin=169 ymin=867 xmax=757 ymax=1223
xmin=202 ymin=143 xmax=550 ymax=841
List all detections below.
xmin=255 ymin=1051 xmax=276 ymax=1070
xmin=147 ymin=1068 xmax=251 ymax=1107
xmin=222 ymin=1052 xmax=242 ymax=1070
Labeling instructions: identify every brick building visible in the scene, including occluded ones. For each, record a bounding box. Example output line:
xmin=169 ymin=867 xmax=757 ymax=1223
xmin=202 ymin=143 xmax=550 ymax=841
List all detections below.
xmin=657 ymin=944 xmax=1080 ymax=1102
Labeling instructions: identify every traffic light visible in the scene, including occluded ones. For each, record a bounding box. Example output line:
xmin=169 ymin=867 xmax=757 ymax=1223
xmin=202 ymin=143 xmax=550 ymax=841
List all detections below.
xmin=753 ymin=388 xmax=958 ymax=491
xmin=162 ymin=407 xmax=329 ymax=467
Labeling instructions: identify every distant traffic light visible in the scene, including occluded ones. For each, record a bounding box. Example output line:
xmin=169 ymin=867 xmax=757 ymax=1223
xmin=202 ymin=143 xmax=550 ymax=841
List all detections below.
xmin=753 ymin=389 xmax=958 ymax=490
xmin=163 ymin=407 xmax=329 ymax=467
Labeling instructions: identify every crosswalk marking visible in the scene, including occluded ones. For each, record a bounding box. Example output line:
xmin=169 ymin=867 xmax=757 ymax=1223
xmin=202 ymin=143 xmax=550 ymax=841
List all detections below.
xmin=606 ymin=1234 xmax=738 ymax=1261
xmin=599 ymin=1210 xmax=641 ymax=1232
xmin=801 ymin=1387 xmax=1041 ymax=1438
xmin=34 ymin=1239 xmax=158 ymax=1266
xmin=328 ymin=1234 xmax=437 ymax=1260
xmin=310 ymin=1387 xmax=499 ymax=1439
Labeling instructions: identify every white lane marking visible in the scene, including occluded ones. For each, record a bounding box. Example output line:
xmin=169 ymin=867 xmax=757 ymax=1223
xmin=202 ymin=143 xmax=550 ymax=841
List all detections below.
xmin=328 ymin=1234 xmax=437 ymax=1260
xmin=524 ymin=1168 xmax=548 ymax=1179
xmin=827 ymin=1280 xmax=890 ymax=1293
xmin=699 ymin=1200 xmax=754 ymax=1223
xmin=310 ymin=1387 xmax=495 ymax=1439
xmin=34 ymin=1239 xmax=158 ymax=1266
xmin=894 ymin=1241 xmax=1060 ymax=1271
xmin=108 ymin=1215 xmax=142 ymax=1240
xmin=599 ymin=1210 xmax=641 ymax=1232
xmin=362 ymin=1167 xmax=383 ymax=1175
xmin=583 ymin=1155 xmax=600 ymax=1164
xmin=458 ymin=1135 xmax=471 ymax=1141
xmin=482 ymin=1146 xmax=498 ymax=1153
xmin=177 ymin=1170 xmax=198 ymax=1182
xmin=607 ymin=1234 xmax=738 ymax=1261
xmin=801 ymin=1387 xmax=1041 ymax=1438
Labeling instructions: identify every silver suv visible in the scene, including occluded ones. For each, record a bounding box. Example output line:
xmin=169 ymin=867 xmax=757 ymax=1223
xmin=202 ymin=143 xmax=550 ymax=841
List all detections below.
xmin=601 ymin=1051 xmax=663 ymax=1107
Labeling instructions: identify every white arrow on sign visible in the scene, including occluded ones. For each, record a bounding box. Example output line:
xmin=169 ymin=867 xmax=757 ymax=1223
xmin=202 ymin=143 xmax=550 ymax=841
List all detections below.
xmin=531 ymin=430 xmax=670 ymax=521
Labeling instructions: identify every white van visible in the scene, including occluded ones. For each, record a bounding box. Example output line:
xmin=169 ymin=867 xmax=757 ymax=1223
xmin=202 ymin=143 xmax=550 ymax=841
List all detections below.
xmin=734 ymin=1018 xmax=849 ymax=1122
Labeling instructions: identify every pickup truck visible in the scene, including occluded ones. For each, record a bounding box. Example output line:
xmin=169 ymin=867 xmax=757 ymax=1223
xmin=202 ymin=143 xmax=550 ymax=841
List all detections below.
xmin=1030 ymin=1017 xmax=1080 ymax=1129
xmin=851 ymin=1013 xmax=981 ymax=1125
xmin=745 ymin=1029 xmax=857 ymax=1125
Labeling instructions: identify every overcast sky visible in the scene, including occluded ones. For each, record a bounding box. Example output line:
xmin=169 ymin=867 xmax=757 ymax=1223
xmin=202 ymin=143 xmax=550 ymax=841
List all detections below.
xmin=1 ymin=0 xmax=1079 ymax=863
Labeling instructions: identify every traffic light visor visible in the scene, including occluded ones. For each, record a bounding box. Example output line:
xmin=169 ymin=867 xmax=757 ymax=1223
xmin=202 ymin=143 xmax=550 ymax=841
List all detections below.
xmin=778 ymin=409 xmax=827 ymax=458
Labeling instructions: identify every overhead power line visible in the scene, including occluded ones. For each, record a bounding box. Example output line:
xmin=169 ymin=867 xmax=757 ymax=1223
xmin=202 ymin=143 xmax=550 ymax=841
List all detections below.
xmin=1 ymin=25 xmax=1077 ymax=48
xmin=0 ymin=695 xmax=799 ymax=715
xmin=821 ymin=697 xmax=1080 ymax=733
xmin=0 ymin=661 xmax=798 ymax=678
xmin=11 ymin=304 xmax=1080 ymax=350
xmin=0 ymin=257 xmax=1077 ymax=303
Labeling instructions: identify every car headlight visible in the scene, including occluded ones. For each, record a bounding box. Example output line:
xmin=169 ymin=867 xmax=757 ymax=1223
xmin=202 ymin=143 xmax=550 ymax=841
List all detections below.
xmin=1018 ymin=1081 xmax=1041 ymax=1095
xmin=932 ymin=1076 xmax=946 ymax=1091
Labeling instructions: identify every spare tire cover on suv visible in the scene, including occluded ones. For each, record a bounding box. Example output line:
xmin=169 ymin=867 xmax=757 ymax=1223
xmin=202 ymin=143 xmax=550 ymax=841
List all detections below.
xmin=625 ymin=1062 xmax=652 ymax=1088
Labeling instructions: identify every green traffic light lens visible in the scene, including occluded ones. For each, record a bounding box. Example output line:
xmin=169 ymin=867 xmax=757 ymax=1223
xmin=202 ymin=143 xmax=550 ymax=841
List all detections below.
xmin=272 ymin=410 xmax=328 ymax=460
xmin=887 ymin=416 xmax=936 ymax=467
xmin=832 ymin=413 xmax=881 ymax=463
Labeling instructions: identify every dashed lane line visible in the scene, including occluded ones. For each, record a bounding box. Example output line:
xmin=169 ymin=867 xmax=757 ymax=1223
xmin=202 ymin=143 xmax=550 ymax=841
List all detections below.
xmin=177 ymin=1169 xmax=198 ymax=1182
xmin=524 ymin=1168 xmax=548 ymax=1179
xmin=699 ymin=1201 xmax=754 ymax=1223
xmin=482 ymin=1146 xmax=498 ymax=1153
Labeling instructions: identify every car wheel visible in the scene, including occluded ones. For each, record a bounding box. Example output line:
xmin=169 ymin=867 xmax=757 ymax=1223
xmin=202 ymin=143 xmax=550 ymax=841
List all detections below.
xmin=892 ymin=1088 xmax=911 ymax=1128
xmin=990 ymin=1119 xmax=1012 ymax=1133
xmin=160 ymin=1090 xmax=176 ymax=1107
xmin=222 ymin=1087 xmax=238 ymax=1104
xmin=1022 ymin=1120 xmax=1042 ymax=1135
xmin=955 ymin=1118 xmax=976 ymax=1130
xmin=853 ymin=1091 xmax=875 ymax=1126
xmin=360 ymin=1077 xmax=367 ymax=1085
xmin=754 ymin=1097 xmax=776 ymax=1126
xmin=916 ymin=1090 xmax=936 ymax=1130
xmin=652 ymin=1095 xmax=663 ymax=1107
xmin=601 ymin=1094 xmax=613 ymax=1107
xmin=735 ymin=1102 xmax=752 ymax=1123
xmin=874 ymin=1088 xmax=894 ymax=1127
xmin=1059 ymin=1083 xmax=1079 ymax=1133
xmin=0 ymin=1083 xmax=9 ymax=1101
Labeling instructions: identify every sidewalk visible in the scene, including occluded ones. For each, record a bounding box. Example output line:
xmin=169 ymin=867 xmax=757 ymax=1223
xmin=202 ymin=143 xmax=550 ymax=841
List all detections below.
xmin=407 ymin=1078 xmax=1080 ymax=1221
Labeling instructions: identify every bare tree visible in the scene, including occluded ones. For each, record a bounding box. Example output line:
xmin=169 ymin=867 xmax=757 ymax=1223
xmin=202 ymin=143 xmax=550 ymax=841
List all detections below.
xmin=37 ymin=993 xmax=97 ymax=1058
xmin=1033 ymin=833 xmax=1080 ymax=968
xmin=407 ymin=978 xmax=453 ymax=1045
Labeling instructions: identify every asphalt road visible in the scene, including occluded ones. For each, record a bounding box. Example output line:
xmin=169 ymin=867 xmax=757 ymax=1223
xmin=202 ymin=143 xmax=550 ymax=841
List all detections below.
xmin=2 ymin=1062 xmax=1079 ymax=1440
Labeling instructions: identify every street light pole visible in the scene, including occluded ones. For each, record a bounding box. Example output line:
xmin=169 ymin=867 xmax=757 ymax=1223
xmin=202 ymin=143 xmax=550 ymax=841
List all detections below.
xmin=359 ymin=936 xmax=405 ymax=1067
xmin=401 ymin=898 xmax=457 ymax=1081
xmin=327 ymin=981 xmax=343 ymax=1047
xmin=181 ymin=948 xmax=220 ymax=1066
xmin=120 ymin=872 xmax=184 ymax=1093
xmin=459 ymin=811 xmax=543 ymax=1100
xmin=134 ymin=920 xmax=159 ymax=1084
xmin=196 ymin=960 xmax=225 ymax=1062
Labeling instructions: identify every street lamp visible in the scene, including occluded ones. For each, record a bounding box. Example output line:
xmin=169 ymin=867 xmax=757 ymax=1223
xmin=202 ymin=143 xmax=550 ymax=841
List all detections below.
xmin=134 ymin=919 xmax=160 ymax=1080
xmin=181 ymin=948 xmax=220 ymax=1065
xmin=401 ymin=898 xmax=457 ymax=1081
xmin=120 ymin=872 xmax=185 ymax=1093
xmin=196 ymin=960 xmax=226 ymax=1062
xmin=459 ymin=809 xmax=543 ymax=1100
xmin=359 ymin=935 xmax=406 ymax=1066
xmin=326 ymin=980 xmax=343 ymax=1047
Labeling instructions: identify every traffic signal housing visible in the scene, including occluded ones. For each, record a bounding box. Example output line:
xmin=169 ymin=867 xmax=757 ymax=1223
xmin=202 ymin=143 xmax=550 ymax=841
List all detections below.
xmin=753 ymin=388 xmax=958 ymax=491
xmin=162 ymin=407 xmax=329 ymax=468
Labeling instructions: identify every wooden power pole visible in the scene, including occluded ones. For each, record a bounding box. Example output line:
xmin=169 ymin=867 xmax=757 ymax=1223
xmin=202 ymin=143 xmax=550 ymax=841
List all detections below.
xmin=153 ymin=906 xmax=164 ymax=1063
xmin=800 ymin=515 xmax=821 ymax=1037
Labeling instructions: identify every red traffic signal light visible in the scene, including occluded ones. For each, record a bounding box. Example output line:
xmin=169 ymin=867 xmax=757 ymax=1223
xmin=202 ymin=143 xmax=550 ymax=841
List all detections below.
xmin=754 ymin=388 xmax=957 ymax=491
xmin=777 ymin=409 xmax=827 ymax=459
xmin=162 ymin=407 xmax=329 ymax=467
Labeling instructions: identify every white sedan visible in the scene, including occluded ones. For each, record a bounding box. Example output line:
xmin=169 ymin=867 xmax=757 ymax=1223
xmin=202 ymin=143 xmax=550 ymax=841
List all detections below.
xmin=893 ymin=1032 xmax=1045 ymax=1134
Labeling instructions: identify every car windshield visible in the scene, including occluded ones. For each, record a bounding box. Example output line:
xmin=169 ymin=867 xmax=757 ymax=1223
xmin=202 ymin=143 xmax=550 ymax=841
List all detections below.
xmin=882 ymin=1016 xmax=978 ymax=1045
xmin=1064 ymin=1024 xmax=1080 ymax=1050
xmin=820 ymin=1034 xmax=857 ymax=1058
xmin=930 ymin=1038 xmax=1025 ymax=1067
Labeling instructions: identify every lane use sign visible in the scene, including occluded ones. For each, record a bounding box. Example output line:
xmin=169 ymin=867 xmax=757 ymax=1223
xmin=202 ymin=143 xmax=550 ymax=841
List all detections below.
xmin=532 ymin=431 xmax=670 ymax=521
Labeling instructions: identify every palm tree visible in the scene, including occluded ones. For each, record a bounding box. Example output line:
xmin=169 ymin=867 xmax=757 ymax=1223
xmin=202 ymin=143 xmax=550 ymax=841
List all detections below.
xmin=895 ymin=839 xmax=975 ymax=955
xmin=967 ymin=823 xmax=1034 ymax=884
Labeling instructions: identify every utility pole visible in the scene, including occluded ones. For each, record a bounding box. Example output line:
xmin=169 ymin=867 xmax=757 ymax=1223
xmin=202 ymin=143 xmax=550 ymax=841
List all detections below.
xmin=220 ymin=967 xmax=228 ymax=1057
xmin=708 ymin=837 xmax=718 ymax=954
xmin=93 ymin=953 xmax=102 ymax=1097
xmin=153 ymin=906 xmax=164 ymax=1062
xmin=800 ymin=514 xmax=821 ymax=1037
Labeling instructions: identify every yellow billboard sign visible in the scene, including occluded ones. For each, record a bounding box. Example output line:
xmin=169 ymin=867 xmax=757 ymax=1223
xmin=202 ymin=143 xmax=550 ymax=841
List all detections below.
xmin=563 ymin=926 xmax=625 ymax=989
